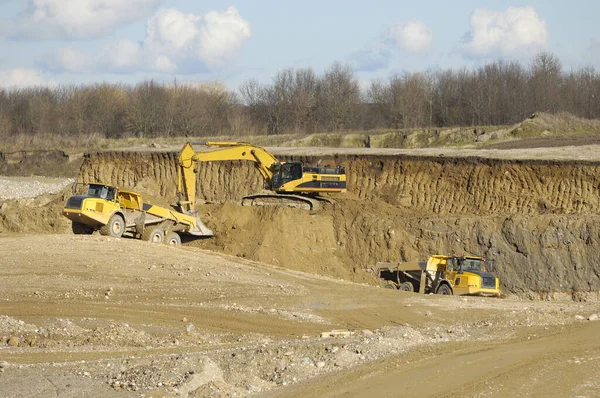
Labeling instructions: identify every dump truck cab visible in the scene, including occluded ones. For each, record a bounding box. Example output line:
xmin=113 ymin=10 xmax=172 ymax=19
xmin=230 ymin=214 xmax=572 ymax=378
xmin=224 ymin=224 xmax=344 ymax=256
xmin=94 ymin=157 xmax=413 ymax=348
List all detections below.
xmin=375 ymin=254 xmax=501 ymax=297
xmin=444 ymin=255 xmax=500 ymax=296
xmin=63 ymin=183 xmax=124 ymax=229
xmin=88 ymin=184 xmax=117 ymax=201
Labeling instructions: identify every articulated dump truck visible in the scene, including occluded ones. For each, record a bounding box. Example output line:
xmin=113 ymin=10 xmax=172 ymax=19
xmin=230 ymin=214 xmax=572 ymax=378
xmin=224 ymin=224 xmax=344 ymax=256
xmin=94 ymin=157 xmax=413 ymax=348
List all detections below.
xmin=63 ymin=183 xmax=214 ymax=245
xmin=375 ymin=255 xmax=501 ymax=296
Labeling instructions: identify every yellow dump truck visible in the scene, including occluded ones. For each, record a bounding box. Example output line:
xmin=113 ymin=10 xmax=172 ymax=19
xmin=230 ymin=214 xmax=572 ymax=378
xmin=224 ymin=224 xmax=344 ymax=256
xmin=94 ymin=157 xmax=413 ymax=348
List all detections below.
xmin=375 ymin=255 xmax=501 ymax=296
xmin=63 ymin=183 xmax=213 ymax=244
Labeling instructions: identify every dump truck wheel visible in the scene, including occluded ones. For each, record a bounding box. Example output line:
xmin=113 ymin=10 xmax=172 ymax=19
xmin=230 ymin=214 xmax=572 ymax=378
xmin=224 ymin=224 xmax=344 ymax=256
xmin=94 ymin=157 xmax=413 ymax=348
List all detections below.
xmin=142 ymin=227 xmax=164 ymax=243
xmin=384 ymin=283 xmax=397 ymax=290
xmin=99 ymin=214 xmax=124 ymax=237
xmin=72 ymin=222 xmax=94 ymax=235
xmin=399 ymin=282 xmax=414 ymax=292
xmin=165 ymin=232 xmax=181 ymax=246
xmin=436 ymin=284 xmax=453 ymax=295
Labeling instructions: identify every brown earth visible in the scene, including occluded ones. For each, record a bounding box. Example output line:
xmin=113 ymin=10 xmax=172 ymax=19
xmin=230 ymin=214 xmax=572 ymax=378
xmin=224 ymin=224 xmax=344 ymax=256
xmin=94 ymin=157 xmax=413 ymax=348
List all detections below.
xmin=67 ymin=148 xmax=600 ymax=295
xmin=1 ymin=234 xmax=599 ymax=398
xmin=487 ymin=132 xmax=600 ymax=149
xmin=2 ymin=132 xmax=600 ymax=396
xmin=0 ymin=149 xmax=82 ymax=177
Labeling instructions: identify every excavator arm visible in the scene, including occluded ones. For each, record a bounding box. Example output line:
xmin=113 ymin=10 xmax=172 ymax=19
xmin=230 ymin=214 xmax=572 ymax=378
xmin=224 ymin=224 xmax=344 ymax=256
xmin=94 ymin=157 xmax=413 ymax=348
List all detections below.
xmin=177 ymin=142 xmax=281 ymax=213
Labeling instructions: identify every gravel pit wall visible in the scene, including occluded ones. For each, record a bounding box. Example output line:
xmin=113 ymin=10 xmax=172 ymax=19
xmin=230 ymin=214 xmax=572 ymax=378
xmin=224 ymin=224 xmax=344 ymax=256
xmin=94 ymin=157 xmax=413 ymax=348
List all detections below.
xmin=0 ymin=150 xmax=81 ymax=177
xmin=65 ymin=151 xmax=600 ymax=295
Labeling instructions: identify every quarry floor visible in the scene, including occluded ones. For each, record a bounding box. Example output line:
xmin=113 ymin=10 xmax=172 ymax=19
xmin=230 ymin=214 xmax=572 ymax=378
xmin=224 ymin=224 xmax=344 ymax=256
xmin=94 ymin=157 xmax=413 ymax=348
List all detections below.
xmin=2 ymin=142 xmax=600 ymax=397
xmin=0 ymin=235 xmax=599 ymax=398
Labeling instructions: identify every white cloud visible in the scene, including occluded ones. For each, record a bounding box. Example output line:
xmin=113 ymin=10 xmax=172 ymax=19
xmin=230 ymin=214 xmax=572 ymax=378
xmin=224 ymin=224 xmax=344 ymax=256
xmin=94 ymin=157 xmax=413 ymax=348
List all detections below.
xmin=46 ymin=6 xmax=252 ymax=74
xmin=43 ymin=47 xmax=91 ymax=73
xmin=146 ymin=8 xmax=200 ymax=53
xmin=197 ymin=6 xmax=252 ymax=68
xmin=350 ymin=19 xmax=432 ymax=72
xmin=99 ymin=40 xmax=145 ymax=72
xmin=8 ymin=0 xmax=160 ymax=40
xmin=0 ymin=68 xmax=56 ymax=88
xmin=387 ymin=20 xmax=433 ymax=53
xmin=152 ymin=55 xmax=178 ymax=73
xmin=459 ymin=6 xmax=548 ymax=57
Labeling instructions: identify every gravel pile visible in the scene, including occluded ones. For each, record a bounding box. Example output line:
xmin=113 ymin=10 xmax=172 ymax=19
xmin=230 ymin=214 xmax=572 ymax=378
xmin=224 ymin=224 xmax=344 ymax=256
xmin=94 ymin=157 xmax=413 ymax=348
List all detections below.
xmin=0 ymin=177 xmax=74 ymax=200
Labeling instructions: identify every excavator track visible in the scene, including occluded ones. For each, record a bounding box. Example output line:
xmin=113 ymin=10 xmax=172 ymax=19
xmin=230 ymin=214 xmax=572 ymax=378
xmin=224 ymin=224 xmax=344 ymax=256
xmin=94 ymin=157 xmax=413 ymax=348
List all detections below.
xmin=241 ymin=194 xmax=330 ymax=211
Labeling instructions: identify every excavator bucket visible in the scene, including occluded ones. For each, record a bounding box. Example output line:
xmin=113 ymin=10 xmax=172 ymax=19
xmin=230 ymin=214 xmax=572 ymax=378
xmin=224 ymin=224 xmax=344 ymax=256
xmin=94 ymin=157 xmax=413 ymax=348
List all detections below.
xmin=188 ymin=215 xmax=214 ymax=237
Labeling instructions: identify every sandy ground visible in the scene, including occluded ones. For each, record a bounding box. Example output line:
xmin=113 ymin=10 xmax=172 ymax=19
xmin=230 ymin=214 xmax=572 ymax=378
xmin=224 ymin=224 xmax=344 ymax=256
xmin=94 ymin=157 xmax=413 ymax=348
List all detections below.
xmin=122 ymin=139 xmax=600 ymax=162
xmin=122 ymin=141 xmax=600 ymax=162
xmin=1 ymin=234 xmax=599 ymax=397
xmin=270 ymin=143 xmax=600 ymax=161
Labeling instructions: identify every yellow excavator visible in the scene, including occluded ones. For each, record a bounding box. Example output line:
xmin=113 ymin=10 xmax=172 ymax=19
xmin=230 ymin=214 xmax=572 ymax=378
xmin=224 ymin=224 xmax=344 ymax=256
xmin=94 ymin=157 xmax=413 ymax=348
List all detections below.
xmin=177 ymin=141 xmax=347 ymax=211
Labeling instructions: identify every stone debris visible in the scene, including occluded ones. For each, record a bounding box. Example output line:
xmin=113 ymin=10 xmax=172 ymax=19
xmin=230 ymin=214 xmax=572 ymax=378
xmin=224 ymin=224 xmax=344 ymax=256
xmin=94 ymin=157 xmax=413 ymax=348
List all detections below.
xmin=320 ymin=329 xmax=353 ymax=338
xmin=0 ymin=177 xmax=74 ymax=200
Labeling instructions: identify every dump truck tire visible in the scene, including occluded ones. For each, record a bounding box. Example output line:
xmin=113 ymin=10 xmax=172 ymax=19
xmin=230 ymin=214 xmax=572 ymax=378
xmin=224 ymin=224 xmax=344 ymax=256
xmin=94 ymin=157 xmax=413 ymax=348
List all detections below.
xmin=72 ymin=222 xmax=94 ymax=235
xmin=436 ymin=284 xmax=453 ymax=295
xmin=399 ymin=282 xmax=414 ymax=292
xmin=99 ymin=214 xmax=124 ymax=238
xmin=142 ymin=227 xmax=164 ymax=243
xmin=165 ymin=232 xmax=181 ymax=246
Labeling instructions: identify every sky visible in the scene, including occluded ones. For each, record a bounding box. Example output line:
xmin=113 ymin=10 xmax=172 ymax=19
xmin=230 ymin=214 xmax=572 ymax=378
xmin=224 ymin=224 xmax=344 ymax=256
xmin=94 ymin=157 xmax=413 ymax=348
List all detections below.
xmin=0 ymin=0 xmax=599 ymax=89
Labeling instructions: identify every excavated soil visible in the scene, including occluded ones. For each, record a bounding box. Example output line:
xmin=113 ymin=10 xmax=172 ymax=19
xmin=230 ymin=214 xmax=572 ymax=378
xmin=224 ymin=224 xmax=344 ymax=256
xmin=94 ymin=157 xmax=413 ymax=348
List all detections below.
xmin=0 ymin=149 xmax=81 ymax=177
xmin=2 ymin=143 xmax=600 ymax=396
xmin=487 ymin=132 xmax=600 ymax=149
xmin=64 ymin=149 xmax=600 ymax=296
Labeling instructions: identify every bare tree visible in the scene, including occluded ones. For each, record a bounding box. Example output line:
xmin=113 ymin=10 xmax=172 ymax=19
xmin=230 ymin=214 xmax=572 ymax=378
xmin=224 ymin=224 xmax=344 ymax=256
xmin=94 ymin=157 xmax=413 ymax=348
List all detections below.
xmin=529 ymin=52 xmax=562 ymax=113
xmin=1 ymin=52 xmax=599 ymax=145
xmin=125 ymin=80 xmax=169 ymax=138
xmin=316 ymin=62 xmax=360 ymax=131
xmin=292 ymin=68 xmax=318 ymax=133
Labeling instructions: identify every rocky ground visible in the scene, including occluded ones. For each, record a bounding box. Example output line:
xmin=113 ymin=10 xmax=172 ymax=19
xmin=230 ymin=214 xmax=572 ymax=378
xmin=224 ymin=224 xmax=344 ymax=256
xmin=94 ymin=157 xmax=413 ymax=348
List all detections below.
xmin=0 ymin=176 xmax=74 ymax=200
xmin=0 ymin=234 xmax=599 ymax=397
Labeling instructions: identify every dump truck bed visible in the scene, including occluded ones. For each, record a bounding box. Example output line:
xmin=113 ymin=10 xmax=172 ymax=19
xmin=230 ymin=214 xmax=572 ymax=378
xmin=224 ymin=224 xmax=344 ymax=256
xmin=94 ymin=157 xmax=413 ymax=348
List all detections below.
xmin=375 ymin=260 xmax=435 ymax=273
xmin=117 ymin=189 xmax=213 ymax=236
xmin=142 ymin=202 xmax=213 ymax=236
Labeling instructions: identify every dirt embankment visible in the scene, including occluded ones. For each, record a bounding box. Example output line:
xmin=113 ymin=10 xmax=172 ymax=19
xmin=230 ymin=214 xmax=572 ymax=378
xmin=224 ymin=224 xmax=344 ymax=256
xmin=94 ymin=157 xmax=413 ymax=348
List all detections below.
xmin=53 ymin=150 xmax=598 ymax=297
xmin=0 ymin=149 xmax=82 ymax=177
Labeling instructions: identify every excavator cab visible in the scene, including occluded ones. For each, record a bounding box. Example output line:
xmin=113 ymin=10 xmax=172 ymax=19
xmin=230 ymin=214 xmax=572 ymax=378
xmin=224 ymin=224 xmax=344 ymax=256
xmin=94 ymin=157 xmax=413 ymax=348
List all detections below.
xmin=271 ymin=162 xmax=303 ymax=189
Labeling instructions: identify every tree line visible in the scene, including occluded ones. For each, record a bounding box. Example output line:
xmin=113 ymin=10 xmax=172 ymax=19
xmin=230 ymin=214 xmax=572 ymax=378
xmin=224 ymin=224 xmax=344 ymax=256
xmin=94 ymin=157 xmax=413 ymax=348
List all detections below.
xmin=0 ymin=52 xmax=599 ymax=142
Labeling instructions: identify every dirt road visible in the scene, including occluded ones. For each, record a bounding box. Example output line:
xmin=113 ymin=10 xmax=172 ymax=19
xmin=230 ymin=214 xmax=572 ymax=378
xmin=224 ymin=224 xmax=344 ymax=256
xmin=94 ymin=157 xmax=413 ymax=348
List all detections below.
xmin=1 ymin=235 xmax=598 ymax=397
xmin=266 ymin=322 xmax=600 ymax=398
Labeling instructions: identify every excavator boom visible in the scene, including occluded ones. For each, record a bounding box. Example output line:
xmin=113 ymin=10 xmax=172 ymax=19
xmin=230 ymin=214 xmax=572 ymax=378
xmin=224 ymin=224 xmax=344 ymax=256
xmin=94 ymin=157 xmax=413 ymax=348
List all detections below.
xmin=178 ymin=141 xmax=280 ymax=212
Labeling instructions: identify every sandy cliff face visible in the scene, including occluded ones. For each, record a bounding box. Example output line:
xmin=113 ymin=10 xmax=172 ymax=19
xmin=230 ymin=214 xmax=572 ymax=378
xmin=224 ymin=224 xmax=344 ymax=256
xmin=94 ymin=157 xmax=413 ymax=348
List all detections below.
xmin=12 ymin=150 xmax=600 ymax=295
xmin=0 ymin=150 xmax=79 ymax=177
